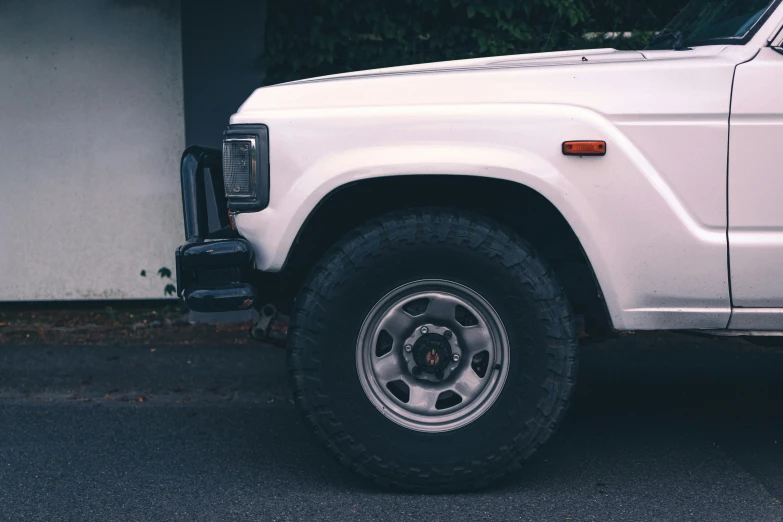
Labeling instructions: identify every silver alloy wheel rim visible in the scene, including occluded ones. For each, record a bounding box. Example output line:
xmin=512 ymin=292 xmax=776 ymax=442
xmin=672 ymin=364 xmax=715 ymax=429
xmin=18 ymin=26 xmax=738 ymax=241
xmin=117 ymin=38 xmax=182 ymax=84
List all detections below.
xmin=356 ymin=279 xmax=510 ymax=433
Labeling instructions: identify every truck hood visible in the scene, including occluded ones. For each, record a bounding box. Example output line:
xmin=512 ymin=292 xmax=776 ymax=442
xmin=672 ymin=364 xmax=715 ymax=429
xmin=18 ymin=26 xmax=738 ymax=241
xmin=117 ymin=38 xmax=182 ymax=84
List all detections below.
xmin=285 ymin=47 xmax=646 ymax=84
xmin=233 ymin=45 xmax=734 ymax=117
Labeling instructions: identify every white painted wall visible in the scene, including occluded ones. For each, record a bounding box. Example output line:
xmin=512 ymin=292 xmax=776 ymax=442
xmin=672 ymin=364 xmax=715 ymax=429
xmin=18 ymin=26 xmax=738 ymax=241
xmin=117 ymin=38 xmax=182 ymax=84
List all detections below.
xmin=0 ymin=0 xmax=185 ymax=300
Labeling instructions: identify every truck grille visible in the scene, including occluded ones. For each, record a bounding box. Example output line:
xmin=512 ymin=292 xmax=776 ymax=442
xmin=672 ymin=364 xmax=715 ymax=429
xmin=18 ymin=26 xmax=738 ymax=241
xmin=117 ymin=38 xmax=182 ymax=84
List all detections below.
xmin=222 ymin=138 xmax=256 ymax=198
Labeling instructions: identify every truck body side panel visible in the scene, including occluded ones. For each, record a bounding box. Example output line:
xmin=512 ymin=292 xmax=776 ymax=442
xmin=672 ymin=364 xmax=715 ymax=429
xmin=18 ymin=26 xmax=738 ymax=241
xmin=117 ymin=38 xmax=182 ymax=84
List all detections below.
xmin=232 ymin=46 xmax=759 ymax=330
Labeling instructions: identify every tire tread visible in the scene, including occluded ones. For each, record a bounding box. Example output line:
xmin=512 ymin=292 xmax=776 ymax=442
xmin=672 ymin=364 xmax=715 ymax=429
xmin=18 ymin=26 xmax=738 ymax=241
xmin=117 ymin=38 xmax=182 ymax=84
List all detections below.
xmin=287 ymin=207 xmax=578 ymax=491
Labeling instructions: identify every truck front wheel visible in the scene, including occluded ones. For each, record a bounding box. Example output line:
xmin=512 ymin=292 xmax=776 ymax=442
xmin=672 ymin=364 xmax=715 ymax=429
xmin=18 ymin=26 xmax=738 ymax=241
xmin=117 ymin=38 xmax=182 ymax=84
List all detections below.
xmin=288 ymin=208 xmax=578 ymax=491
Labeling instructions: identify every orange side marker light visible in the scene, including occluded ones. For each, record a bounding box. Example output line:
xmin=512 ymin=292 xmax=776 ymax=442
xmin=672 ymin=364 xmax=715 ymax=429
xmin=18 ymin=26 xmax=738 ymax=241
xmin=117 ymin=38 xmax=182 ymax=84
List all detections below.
xmin=562 ymin=141 xmax=606 ymax=156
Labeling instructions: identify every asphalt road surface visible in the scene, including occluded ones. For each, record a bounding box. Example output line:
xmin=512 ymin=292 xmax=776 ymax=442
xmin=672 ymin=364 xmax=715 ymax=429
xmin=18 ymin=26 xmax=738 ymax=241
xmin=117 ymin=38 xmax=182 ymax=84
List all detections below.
xmin=2 ymin=333 xmax=783 ymax=521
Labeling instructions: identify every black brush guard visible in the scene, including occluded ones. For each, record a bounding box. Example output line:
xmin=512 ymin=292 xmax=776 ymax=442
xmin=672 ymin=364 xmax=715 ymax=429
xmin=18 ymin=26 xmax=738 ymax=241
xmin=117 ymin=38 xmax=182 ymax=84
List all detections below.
xmin=175 ymin=146 xmax=258 ymax=312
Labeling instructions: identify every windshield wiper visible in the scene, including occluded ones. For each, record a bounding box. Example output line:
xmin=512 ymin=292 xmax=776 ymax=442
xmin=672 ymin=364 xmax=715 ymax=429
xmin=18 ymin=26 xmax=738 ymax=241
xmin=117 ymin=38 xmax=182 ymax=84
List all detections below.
xmin=647 ymin=30 xmax=692 ymax=51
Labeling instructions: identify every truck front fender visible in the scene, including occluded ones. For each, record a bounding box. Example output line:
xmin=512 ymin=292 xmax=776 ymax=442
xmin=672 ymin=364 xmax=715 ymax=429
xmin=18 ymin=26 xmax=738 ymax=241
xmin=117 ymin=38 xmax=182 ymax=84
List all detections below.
xmin=233 ymin=103 xmax=729 ymax=330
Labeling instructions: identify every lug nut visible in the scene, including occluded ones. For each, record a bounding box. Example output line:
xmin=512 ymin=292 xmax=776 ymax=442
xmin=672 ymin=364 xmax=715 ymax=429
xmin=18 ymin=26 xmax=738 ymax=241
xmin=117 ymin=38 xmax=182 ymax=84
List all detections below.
xmin=412 ymin=366 xmax=422 ymax=376
xmin=420 ymin=326 xmax=428 ymax=334
xmin=452 ymin=353 xmax=460 ymax=362
xmin=404 ymin=344 xmax=412 ymax=353
xmin=444 ymin=330 xmax=452 ymax=339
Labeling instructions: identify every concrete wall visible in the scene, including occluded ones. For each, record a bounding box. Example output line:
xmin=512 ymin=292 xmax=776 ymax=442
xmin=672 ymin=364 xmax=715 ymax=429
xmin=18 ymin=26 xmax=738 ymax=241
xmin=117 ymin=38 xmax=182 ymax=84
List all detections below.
xmin=0 ymin=0 xmax=185 ymax=300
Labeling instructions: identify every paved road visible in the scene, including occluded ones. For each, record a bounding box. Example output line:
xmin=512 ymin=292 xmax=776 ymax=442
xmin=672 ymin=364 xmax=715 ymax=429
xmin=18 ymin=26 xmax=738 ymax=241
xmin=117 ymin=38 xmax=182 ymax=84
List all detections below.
xmin=2 ymin=333 xmax=783 ymax=521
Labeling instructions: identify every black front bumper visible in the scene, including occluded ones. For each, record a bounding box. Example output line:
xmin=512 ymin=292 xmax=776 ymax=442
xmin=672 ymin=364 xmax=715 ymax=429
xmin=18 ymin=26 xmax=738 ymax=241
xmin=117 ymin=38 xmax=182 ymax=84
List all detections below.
xmin=175 ymin=146 xmax=258 ymax=313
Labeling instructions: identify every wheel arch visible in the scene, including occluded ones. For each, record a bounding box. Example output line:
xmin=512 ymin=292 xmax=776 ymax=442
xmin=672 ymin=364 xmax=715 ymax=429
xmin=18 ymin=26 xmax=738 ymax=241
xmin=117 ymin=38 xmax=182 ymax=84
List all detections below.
xmin=276 ymin=174 xmax=612 ymax=337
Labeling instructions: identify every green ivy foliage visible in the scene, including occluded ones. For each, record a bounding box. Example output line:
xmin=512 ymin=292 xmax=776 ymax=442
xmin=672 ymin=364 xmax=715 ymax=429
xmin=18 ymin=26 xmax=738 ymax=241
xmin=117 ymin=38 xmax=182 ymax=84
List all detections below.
xmin=263 ymin=0 xmax=682 ymax=85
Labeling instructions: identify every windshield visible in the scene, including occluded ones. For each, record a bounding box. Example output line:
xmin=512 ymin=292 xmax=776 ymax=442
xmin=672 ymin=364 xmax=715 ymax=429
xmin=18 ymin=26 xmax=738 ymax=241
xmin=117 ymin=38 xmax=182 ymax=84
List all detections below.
xmin=645 ymin=0 xmax=780 ymax=50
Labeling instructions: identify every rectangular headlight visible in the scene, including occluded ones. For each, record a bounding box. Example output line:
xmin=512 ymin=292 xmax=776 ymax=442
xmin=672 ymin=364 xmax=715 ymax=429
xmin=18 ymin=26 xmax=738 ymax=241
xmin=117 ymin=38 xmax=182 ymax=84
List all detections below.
xmin=223 ymin=137 xmax=256 ymax=198
xmin=222 ymin=125 xmax=270 ymax=212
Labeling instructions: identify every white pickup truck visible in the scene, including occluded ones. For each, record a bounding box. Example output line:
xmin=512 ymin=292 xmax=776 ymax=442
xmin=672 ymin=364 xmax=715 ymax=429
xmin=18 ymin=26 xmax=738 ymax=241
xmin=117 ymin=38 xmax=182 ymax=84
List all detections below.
xmin=176 ymin=0 xmax=783 ymax=491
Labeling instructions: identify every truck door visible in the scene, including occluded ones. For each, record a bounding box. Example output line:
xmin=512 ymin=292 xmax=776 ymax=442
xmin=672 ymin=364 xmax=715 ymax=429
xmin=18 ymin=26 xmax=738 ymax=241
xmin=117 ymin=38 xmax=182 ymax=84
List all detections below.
xmin=728 ymin=47 xmax=783 ymax=314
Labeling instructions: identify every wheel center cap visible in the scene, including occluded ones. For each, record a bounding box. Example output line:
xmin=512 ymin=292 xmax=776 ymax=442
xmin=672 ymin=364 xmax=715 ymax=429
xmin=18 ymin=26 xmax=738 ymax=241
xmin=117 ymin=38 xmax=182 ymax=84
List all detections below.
xmin=412 ymin=333 xmax=452 ymax=373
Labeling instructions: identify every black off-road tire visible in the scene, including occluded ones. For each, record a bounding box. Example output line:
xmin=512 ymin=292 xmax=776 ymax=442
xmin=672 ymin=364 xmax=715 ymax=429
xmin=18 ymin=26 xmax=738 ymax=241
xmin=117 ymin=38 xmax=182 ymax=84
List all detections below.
xmin=287 ymin=207 xmax=578 ymax=491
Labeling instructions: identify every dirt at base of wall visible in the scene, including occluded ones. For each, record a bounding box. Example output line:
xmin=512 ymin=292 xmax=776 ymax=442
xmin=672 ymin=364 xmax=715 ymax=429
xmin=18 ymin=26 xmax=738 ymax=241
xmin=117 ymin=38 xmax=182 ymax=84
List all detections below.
xmin=0 ymin=305 xmax=287 ymax=347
